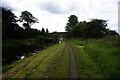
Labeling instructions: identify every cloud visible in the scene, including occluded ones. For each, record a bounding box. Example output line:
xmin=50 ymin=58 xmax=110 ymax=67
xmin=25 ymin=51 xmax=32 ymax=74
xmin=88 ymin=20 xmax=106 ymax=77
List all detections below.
xmin=1 ymin=1 xmax=17 ymax=11
xmin=1 ymin=0 xmax=119 ymax=32
xmin=38 ymin=1 xmax=78 ymax=14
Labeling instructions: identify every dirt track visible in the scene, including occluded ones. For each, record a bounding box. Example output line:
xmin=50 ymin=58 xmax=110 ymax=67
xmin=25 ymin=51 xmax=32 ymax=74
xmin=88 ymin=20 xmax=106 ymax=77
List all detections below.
xmin=67 ymin=41 xmax=77 ymax=78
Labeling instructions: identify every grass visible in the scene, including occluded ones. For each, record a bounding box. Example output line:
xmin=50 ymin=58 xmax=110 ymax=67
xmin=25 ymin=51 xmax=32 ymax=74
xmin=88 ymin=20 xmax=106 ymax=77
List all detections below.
xmin=2 ymin=43 xmax=58 ymax=73
xmin=3 ymin=42 xmax=62 ymax=78
xmin=85 ymin=39 xmax=120 ymax=78
xmin=69 ymin=40 xmax=103 ymax=78
xmin=2 ymin=41 xmax=71 ymax=78
xmin=29 ymin=42 xmax=65 ymax=78
xmin=3 ymin=35 xmax=53 ymax=65
xmin=69 ymin=36 xmax=120 ymax=78
xmin=3 ymin=36 xmax=120 ymax=78
xmin=49 ymin=42 xmax=70 ymax=78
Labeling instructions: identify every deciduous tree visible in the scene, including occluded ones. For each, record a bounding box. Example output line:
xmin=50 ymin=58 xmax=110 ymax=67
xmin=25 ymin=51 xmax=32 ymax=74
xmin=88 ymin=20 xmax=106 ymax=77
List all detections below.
xmin=65 ymin=15 xmax=78 ymax=31
xmin=19 ymin=11 xmax=38 ymax=29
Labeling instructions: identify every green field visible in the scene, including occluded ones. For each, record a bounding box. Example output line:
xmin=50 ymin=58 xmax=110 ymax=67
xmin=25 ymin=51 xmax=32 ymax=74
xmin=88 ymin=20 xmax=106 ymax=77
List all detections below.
xmin=2 ymin=36 xmax=120 ymax=78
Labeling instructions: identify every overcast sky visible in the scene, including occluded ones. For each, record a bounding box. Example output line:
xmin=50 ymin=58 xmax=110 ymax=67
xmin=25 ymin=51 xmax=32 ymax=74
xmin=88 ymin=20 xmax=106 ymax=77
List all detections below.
xmin=1 ymin=0 xmax=119 ymax=32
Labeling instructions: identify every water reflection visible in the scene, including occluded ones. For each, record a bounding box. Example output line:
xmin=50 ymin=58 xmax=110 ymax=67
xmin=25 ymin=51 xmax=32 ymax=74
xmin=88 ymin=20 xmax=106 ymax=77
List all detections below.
xmin=21 ymin=56 xmax=25 ymax=59
xmin=18 ymin=49 xmax=42 ymax=60
xmin=32 ymin=53 xmax=36 ymax=55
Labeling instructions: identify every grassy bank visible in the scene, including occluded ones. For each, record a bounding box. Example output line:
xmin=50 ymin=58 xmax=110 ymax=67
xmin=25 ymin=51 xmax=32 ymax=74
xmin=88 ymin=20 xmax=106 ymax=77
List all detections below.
xmin=2 ymin=41 xmax=71 ymax=78
xmin=69 ymin=40 xmax=103 ymax=78
xmin=69 ymin=36 xmax=120 ymax=78
xmin=3 ymin=35 xmax=53 ymax=65
xmin=49 ymin=42 xmax=70 ymax=78
xmin=85 ymin=37 xmax=120 ymax=78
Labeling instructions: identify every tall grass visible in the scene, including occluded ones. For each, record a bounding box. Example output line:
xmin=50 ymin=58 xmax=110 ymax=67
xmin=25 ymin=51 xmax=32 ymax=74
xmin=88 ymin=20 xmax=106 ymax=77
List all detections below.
xmin=85 ymin=37 xmax=120 ymax=78
xmin=69 ymin=40 xmax=103 ymax=78
xmin=70 ymin=36 xmax=120 ymax=78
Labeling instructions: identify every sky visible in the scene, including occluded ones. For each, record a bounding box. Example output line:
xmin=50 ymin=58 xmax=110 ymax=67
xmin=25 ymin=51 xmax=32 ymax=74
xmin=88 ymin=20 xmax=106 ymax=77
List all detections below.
xmin=1 ymin=0 xmax=119 ymax=32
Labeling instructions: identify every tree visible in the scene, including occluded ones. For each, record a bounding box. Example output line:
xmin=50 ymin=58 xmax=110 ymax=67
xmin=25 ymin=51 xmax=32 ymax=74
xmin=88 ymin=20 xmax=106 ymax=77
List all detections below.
xmin=86 ymin=19 xmax=108 ymax=38
xmin=65 ymin=15 xmax=78 ymax=31
xmin=71 ymin=21 xmax=86 ymax=37
xmin=46 ymin=28 xmax=49 ymax=36
xmin=41 ymin=28 xmax=45 ymax=35
xmin=68 ymin=18 xmax=108 ymax=38
xmin=108 ymin=30 xmax=119 ymax=35
xmin=19 ymin=11 xmax=38 ymax=29
xmin=2 ymin=7 xmax=24 ymax=39
xmin=46 ymin=28 xmax=49 ymax=34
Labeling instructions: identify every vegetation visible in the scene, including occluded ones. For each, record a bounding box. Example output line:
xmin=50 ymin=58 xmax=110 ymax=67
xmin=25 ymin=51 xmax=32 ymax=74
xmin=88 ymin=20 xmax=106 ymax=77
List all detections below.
xmin=2 ymin=41 xmax=70 ymax=78
xmin=49 ymin=42 xmax=70 ymax=78
xmin=69 ymin=36 xmax=120 ymax=78
xmin=85 ymin=36 xmax=120 ymax=78
xmin=2 ymin=7 xmax=21 ymax=39
xmin=3 ymin=36 xmax=120 ymax=78
xmin=2 ymin=7 xmax=55 ymax=65
xmin=19 ymin=11 xmax=38 ymax=29
xmin=2 ymin=5 xmax=120 ymax=79
xmin=65 ymin=15 xmax=119 ymax=38
xmin=65 ymin=15 xmax=78 ymax=32
xmin=65 ymin=14 xmax=119 ymax=78
xmin=2 ymin=7 xmax=40 ymax=39
xmin=2 ymin=35 xmax=53 ymax=64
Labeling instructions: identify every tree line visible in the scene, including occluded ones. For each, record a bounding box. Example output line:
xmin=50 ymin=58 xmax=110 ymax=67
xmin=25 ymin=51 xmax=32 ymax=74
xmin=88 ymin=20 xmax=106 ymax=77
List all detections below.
xmin=2 ymin=7 xmax=53 ymax=65
xmin=2 ymin=7 xmax=49 ymax=39
xmin=65 ymin=15 xmax=119 ymax=38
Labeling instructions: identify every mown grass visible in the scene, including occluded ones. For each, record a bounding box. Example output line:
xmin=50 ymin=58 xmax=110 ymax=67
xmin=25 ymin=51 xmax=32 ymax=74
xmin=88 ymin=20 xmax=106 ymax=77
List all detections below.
xmin=69 ymin=36 xmax=120 ymax=78
xmin=3 ymin=42 xmax=65 ymax=78
xmin=3 ymin=35 xmax=53 ymax=65
xmin=49 ymin=42 xmax=70 ymax=78
xmin=29 ymin=42 xmax=65 ymax=78
xmin=2 ymin=43 xmax=58 ymax=73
